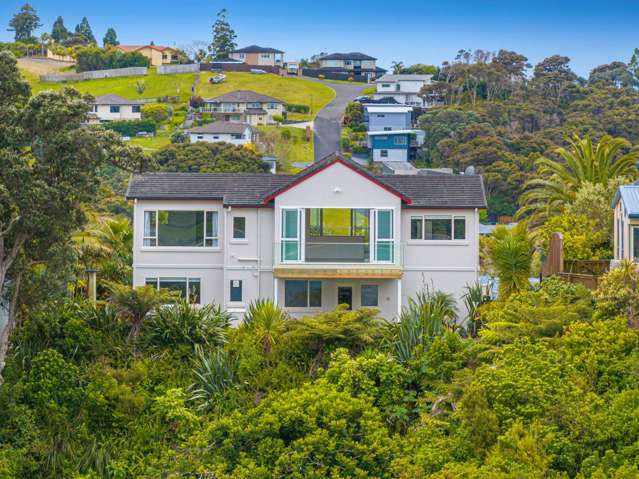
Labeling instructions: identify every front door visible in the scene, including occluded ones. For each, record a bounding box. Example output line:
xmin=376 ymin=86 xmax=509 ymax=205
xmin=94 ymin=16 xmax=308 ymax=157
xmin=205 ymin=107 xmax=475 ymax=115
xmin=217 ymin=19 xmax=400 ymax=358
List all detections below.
xmin=337 ymin=286 xmax=353 ymax=310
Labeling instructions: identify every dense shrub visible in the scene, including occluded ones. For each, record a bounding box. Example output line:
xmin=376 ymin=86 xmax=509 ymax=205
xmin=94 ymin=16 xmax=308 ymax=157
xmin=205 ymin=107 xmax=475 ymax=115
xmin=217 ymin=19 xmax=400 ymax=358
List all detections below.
xmin=75 ymin=46 xmax=150 ymax=72
xmin=101 ymin=119 xmax=157 ymax=137
xmin=142 ymin=103 xmax=172 ymax=123
xmin=284 ymin=102 xmax=310 ymax=113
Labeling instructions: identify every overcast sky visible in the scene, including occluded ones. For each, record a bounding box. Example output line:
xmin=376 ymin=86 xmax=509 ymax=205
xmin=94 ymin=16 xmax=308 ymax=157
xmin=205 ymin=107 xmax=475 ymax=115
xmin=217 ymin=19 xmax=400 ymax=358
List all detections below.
xmin=2 ymin=0 xmax=638 ymax=76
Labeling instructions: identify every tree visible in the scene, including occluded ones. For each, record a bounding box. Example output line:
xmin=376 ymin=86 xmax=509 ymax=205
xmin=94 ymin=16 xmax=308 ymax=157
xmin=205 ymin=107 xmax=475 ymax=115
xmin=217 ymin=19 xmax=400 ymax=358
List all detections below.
xmin=102 ymin=27 xmax=119 ymax=47
xmin=391 ymin=60 xmax=405 ymax=74
xmin=74 ymin=17 xmax=96 ymax=44
xmin=483 ymin=222 xmax=534 ymax=299
xmin=589 ymin=61 xmax=634 ymax=89
xmin=403 ymin=63 xmax=438 ymax=75
xmin=153 ymin=142 xmax=269 ymax=173
xmin=530 ymin=55 xmax=578 ymax=104
xmin=519 ymin=134 xmax=639 ymax=227
xmin=8 ymin=3 xmax=41 ymax=42
xmin=629 ymin=48 xmax=639 ymax=88
xmin=208 ymin=9 xmax=237 ymax=58
xmin=50 ymin=16 xmax=70 ymax=43
xmin=0 ymin=51 xmax=149 ymax=383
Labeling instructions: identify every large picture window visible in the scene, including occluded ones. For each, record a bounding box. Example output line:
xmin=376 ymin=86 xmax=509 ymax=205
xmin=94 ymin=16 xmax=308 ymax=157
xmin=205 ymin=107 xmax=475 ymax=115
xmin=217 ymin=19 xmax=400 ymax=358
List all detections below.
xmin=411 ymin=215 xmax=466 ymax=241
xmin=284 ymin=280 xmax=321 ymax=308
xmin=145 ymin=277 xmax=201 ymax=304
xmin=144 ymin=210 xmax=218 ymax=247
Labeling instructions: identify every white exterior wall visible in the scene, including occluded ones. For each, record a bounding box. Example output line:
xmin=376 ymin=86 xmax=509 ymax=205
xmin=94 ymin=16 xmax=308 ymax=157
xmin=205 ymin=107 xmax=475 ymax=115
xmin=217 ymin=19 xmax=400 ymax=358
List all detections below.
xmin=372 ymin=148 xmax=408 ymax=162
xmin=614 ymin=200 xmax=638 ymax=261
xmin=373 ymin=93 xmax=425 ymax=107
xmin=94 ymin=104 xmax=141 ymax=122
xmin=189 ymin=130 xmax=252 ymax=145
xmin=401 ymin=208 xmax=480 ymax=316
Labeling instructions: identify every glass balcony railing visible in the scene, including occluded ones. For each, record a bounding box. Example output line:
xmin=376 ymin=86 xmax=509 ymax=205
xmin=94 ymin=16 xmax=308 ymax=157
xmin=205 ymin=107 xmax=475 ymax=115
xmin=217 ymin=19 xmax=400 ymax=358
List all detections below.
xmin=273 ymin=241 xmax=402 ymax=265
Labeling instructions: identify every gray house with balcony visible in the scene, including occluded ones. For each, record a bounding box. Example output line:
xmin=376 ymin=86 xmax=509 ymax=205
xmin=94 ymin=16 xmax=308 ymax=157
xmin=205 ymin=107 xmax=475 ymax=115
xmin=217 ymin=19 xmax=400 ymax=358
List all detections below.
xmin=126 ymin=155 xmax=486 ymax=319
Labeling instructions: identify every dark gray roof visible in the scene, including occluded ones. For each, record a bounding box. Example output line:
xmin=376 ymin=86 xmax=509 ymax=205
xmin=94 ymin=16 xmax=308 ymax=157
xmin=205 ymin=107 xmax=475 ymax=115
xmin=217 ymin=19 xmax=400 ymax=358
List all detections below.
xmin=204 ymin=90 xmax=283 ymax=104
xmin=320 ymin=52 xmax=376 ymax=61
xmin=93 ymin=94 xmax=144 ymax=105
xmin=233 ymin=45 xmax=284 ymax=54
xmin=187 ymin=121 xmax=254 ymax=135
xmin=126 ymin=172 xmax=293 ymax=206
xmin=127 ymin=155 xmax=486 ymax=208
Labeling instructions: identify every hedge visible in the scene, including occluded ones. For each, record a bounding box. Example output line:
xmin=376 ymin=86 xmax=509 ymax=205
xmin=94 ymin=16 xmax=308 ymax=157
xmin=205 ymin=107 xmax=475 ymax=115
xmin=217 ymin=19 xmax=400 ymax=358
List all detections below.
xmin=103 ymin=120 xmax=156 ymax=137
xmin=284 ymin=103 xmax=310 ymax=114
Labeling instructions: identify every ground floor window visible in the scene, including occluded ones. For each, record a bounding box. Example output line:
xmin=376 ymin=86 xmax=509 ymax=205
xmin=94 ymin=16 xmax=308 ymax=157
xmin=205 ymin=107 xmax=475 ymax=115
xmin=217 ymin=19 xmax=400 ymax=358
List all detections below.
xmin=145 ymin=277 xmax=201 ymax=304
xmin=284 ymin=280 xmax=321 ymax=308
xmin=361 ymin=284 xmax=379 ymax=307
xmin=230 ymin=280 xmax=242 ymax=302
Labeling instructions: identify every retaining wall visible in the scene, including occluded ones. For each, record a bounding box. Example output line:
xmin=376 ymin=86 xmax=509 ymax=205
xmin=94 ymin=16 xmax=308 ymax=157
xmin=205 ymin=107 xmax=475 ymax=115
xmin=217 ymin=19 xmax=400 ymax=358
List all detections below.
xmin=157 ymin=63 xmax=200 ymax=75
xmin=40 ymin=66 xmax=148 ymax=83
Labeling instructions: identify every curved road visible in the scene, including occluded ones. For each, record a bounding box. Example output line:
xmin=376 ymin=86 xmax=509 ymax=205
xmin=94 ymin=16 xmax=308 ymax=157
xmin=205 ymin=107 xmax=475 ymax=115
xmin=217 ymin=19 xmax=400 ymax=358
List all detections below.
xmin=304 ymin=78 xmax=369 ymax=162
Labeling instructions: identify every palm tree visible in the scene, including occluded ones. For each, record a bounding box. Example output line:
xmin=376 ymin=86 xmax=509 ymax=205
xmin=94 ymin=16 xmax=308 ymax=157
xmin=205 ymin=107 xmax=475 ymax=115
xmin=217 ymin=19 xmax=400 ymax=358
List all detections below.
xmin=106 ymin=283 xmax=176 ymax=354
xmin=242 ymin=299 xmax=287 ymax=357
xmin=518 ymin=134 xmax=639 ymax=227
xmin=483 ymin=222 xmax=534 ymax=299
xmin=391 ymin=61 xmax=405 ymax=75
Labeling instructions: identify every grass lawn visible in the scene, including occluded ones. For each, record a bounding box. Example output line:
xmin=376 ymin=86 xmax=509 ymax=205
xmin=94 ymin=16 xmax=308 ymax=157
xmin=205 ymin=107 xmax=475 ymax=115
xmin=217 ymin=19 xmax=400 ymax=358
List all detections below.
xmin=319 ymin=78 xmax=369 ymax=86
xmin=128 ymin=132 xmax=172 ymax=151
xmin=23 ymin=67 xmax=197 ymax=103
xmin=198 ymin=72 xmax=335 ymax=121
xmin=362 ymin=86 xmax=376 ymax=95
xmin=258 ymin=126 xmax=314 ymax=167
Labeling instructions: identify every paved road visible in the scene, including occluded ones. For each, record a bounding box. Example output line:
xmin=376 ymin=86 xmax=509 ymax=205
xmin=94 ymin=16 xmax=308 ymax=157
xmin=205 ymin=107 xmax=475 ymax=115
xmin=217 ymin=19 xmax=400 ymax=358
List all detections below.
xmin=303 ymin=78 xmax=369 ymax=162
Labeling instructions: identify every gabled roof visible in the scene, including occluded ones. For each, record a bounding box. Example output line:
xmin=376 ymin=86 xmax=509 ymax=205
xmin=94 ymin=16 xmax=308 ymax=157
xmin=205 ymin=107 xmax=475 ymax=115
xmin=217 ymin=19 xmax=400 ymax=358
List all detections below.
xmin=261 ymin=154 xmax=411 ymax=204
xmin=320 ymin=52 xmax=377 ymax=61
xmin=115 ymin=44 xmax=177 ymax=53
xmin=204 ymin=90 xmax=283 ymax=104
xmin=187 ymin=121 xmax=254 ymax=135
xmin=127 ymin=154 xmax=487 ymax=209
xmin=376 ymin=74 xmax=433 ymax=83
xmin=613 ymin=184 xmax=639 ymax=217
xmin=93 ymin=94 xmax=144 ymax=105
xmin=233 ymin=45 xmax=284 ymax=54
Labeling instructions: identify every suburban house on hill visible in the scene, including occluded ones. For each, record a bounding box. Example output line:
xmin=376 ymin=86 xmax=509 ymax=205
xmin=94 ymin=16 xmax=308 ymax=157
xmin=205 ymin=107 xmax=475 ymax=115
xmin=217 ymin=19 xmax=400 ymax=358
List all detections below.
xmin=90 ymin=94 xmax=143 ymax=122
xmin=200 ymin=90 xmax=285 ymax=126
xmin=613 ymin=183 xmax=639 ymax=262
xmin=187 ymin=121 xmax=257 ymax=146
xmin=126 ymin=154 xmax=486 ymax=319
xmin=364 ymin=104 xmax=424 ymax=162
xmin=313 ymin=52 xmax=387 ymax=81
xmin=113 ymin=44 xmax=180 ymax=66
xmin=229 ymin=45 xmax=285 ymax=67
xmin=374 ymin=74 xmax=434 ymax=107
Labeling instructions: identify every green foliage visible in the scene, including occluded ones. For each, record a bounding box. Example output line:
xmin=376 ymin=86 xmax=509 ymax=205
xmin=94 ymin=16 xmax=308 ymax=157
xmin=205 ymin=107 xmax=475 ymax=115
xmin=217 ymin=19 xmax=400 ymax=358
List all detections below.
xmin=483 ymin=222 xmax=534 ymax=298
xmin=51 ymin=16 xmax=70 ymax=43
xmin=141 ymin=102 xmax=172 ymax=122
xmin=153 ymin=141 xmax=269 ymax=173
xmin=101 ymin=118 xmax=157 ymax=137
xmin=75 ymin=46 xmax=150 ymax=72
xmin=209 ymin=9 xmax=236 ymax=58
xmin=207 ymin=381 xmax=397 ymax=478
xmin=102 ymin=28 xmax=119 ymax=48
xmin=8 ymin=3 xmax=41 ymax=42
xmin=189 ymin=345 xmax=238 ymax=411
xmin=539 ymin=212 xmax=611 ymax=260
xmin=594 ymin=260 xmax=639 ymax=326
xmin=283 ymin=102 xmax=310 ymax=114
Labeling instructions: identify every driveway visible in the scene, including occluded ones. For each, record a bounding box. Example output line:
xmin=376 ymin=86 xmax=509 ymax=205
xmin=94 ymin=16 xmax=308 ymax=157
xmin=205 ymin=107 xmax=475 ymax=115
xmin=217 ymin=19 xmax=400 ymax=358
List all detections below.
xmin=303 ymin=78 xmax=369 ymax=161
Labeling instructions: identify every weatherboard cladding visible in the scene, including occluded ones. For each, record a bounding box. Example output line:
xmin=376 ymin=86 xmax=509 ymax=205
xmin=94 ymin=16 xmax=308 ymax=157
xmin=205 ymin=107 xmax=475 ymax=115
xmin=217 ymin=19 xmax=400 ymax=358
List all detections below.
xmin=126 ymin=156 xmax=487 ymax=208
xmin=616 ymin=185 xmax=639 ymax=218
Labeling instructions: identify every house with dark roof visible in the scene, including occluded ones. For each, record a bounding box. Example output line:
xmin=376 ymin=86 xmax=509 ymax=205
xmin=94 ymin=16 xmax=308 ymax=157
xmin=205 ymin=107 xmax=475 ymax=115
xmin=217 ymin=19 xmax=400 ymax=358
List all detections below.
xmin=230 ymin=45 xmax=284 ymax=67
xmin=90 ymin=94 xmax=144 ymax=122
xmin=374 ymin=74 xmax=434 ymax=107
xmin=315 ymin=52 xmax=386 ymax=81
xmin=200 ymin=90 xmax=285 ymax=125
xmin=126 ymin=154 xmax=486 ymax=319
xmin=187 ymin=121 xmax=257 ymax=146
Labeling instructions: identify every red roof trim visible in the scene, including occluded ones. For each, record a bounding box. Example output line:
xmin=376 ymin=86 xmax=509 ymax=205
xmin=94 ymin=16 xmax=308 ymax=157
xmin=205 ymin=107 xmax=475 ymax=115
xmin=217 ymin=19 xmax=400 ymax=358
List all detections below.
xmin=262 ymin=158 xmax=412 ymax=204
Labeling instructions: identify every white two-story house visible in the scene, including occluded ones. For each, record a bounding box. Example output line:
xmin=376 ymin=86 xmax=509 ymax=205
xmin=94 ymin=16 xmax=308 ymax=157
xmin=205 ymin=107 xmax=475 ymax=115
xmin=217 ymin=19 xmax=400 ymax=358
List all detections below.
xmin=90 ymin=94 xmax=143 ymax=122
xmin=374 ymin=74 xmax=433 ymax=107
xmin=126 ymin=155 xmax=486 ymax=319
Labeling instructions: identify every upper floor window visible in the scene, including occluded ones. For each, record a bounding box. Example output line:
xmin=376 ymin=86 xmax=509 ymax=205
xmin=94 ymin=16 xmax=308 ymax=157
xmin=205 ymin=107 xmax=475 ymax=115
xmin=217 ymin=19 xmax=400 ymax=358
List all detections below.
xmin=110 ymin=106 xmax=120 ymax=113
xmin=410 ymin=215 xmax=466 ymax=241
xmin=344 ymin=60 xmax=352 ymax=66
xmin=383 ymin=127 xmax=392 ymax=131
xmin=248 ymin=102 xmax=261 ymax=109
xmin=233 ymin=217 xmax=246 ymax=239
xmin=381 ymin=83 xmax=391 ymax=88
xmin=393 ymin=136 xmax=407 ymax=146
xmin=261 ymin=53 xmax=271 ymax=59
xmin=238 ymin=53 xmax=245 ymax=58
xmin=267 ymin=102 xmax=279 ymax=109
xmin=143 ymin=210 xmax=218 ymax=247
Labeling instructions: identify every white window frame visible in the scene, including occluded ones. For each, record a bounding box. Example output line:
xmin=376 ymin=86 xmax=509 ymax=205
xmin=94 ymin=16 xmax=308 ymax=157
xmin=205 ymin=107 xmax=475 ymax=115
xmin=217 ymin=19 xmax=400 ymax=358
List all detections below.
xmin=142 ymin=209 xmax=219 ymax=249
xmin=410 ymin=215 xmax=467 ymax=242
xmin=145 ymin=277 xmax=201 ymax=304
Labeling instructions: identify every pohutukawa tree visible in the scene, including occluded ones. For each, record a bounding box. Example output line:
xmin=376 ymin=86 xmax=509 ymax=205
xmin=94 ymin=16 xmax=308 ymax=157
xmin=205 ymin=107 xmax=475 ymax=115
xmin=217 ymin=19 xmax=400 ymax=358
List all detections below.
xmin=0 ymin=51 xmax=151 ymax=383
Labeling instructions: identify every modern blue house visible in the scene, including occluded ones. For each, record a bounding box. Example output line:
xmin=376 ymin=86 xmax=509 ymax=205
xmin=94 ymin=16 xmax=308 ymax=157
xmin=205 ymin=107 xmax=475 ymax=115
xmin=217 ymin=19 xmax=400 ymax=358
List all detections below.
xmin=363 ymin=104 xmax=424 ymax=163
xmin=365 ymin=105 xmax=413 ymax=132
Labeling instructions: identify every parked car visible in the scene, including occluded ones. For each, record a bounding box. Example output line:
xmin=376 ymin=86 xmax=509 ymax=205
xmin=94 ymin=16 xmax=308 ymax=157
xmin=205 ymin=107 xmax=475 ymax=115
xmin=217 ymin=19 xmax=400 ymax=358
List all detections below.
xmin=250 ymin=69 xmax=267 ymax=74
xmin=209 ymin=74 xmax=226 ymax=84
